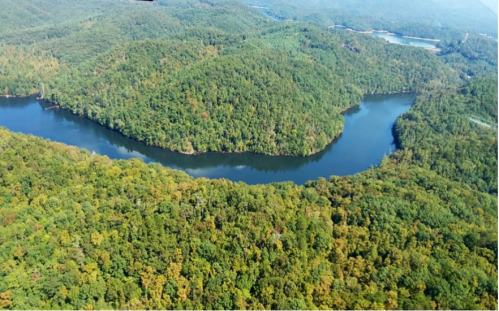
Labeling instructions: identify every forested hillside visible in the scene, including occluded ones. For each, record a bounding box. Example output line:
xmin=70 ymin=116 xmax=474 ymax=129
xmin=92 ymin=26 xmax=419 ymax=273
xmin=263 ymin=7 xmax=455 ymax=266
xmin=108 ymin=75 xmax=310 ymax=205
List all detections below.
xmin=0 ymin=75 xmax=497 ymax=308
xmin=0 ymin=128 xmax=497 ymax=310
xmin=0 ymin=45 xmax=60 ymax=96
xmin=248 ymin=3 xmax=464 ymax=42
xmin=0 ymin=0 xmax=497 ymax=310
xmin=36 ymin=25 xmax=455 ymax=156
xmin=394 ymin=76 xmax=498 ymax=194
xmin=0 ymin=0 xmax=116 ymax=35
xmin=0 ymin=1 xmax=268 ymax=64
xmin=437 ymin=35 xmax=498 ymax=79
xmin=243 ymin=0 xmax=498 ymax=80
xmin=5 ymin=0 xmax=498 ymax=157
xmin=0 ymin=0 xmax=459 ymax=155
xmin=244 ymin=0 xmax=498 ymax=38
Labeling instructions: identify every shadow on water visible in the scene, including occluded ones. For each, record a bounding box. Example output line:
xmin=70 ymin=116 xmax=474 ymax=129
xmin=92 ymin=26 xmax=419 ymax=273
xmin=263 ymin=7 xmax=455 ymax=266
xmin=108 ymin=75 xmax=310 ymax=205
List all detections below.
xmin=44 ymin=100 xmax=336 ymax=172
xmin=0 ymin=93 xmax=414 ymax=184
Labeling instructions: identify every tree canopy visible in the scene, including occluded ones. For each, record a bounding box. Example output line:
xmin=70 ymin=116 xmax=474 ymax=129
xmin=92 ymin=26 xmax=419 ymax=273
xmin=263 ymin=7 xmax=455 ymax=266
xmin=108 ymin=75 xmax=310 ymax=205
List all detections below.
xmin=0 ymin=127 xmax=496 ymax=310
xmin=394 ymin=76 xmax=498 ymax=194
xmin=0 ymin=0 xmax=497 ymax=310
xmin=0 ymin=0 xmax=459 ymax=155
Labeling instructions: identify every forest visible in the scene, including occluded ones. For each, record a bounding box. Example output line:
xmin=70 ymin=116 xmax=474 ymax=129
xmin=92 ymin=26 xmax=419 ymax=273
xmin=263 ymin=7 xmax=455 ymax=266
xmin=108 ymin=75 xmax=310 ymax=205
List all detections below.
xmin=0 ymin=74 xmax=497 ymax=311
xmin=0 ymin=0 xmax=497 ymax=309
xmin=0 ymin=120 xmax=497 ymax=309
xmin=394 ymin=76 xmax=498 ymax=195
xmin=0 ymin=0 xmax=462 ymax=156
xmin=437 ymin=34 xmax=499 ymax=79
xmin=243 ymin=0 xmax=498 ymax=38
xmin=39 ymin=25 xmax=458 ymax=156
xmin=242 ymin=0 xmax=498 ymax=80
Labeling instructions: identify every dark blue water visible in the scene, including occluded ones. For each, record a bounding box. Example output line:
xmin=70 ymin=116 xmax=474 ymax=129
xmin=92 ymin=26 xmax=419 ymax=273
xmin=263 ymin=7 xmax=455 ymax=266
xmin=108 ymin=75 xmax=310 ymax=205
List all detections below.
xmin=0 ymin=93 xmax=414 ymax=185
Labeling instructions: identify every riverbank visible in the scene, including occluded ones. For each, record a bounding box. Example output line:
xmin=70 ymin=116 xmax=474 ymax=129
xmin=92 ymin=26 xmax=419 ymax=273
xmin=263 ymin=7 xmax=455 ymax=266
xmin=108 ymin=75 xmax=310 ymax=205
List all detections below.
xmin=0 ymin=93 xmax=415 ymax=184
xmin=0 ymin=94 xmax=32 ymax=98
xmin=2 ymin=91 xmax=416 ymax=159
xmin=338 ymin=90 xmax=414 ymax=114
xmin=329 ymin=26 xmax=439 ymax=39
xmin=402 ymin=35 xmax=440 ymax=42
xmin=16 ymin=95 xmax=338 ymax=158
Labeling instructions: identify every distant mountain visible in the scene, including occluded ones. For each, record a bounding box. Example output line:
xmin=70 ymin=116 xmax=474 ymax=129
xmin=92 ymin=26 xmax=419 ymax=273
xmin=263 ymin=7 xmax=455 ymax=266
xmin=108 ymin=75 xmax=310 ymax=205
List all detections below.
xmin=244 ymin=0 xmax=498 ymax=37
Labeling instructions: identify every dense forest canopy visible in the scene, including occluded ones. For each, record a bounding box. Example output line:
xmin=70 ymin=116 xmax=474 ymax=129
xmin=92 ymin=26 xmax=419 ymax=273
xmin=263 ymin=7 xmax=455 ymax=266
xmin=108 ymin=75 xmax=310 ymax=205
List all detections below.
xmin=0 ymin=125 xmax=497 ymax=310
xmin=437 ymin=34 xmax=498 ymax=79
xmin=0 ymin=78 xmax=497 ymax=308
xmin=242 ymin=0 xmax=498 ymax=79
xmin=394 ymin=76 xmax=498 ymax=194
xmin=38 ymin=25 xmax=457 ymax=156
xmin=0 ymin=0 xmax=117 ymax=35
xmin=0 ymin=0 xmax=465 ymax=156
xmin=0 ymin=0 xmax=497 ymax=310
xmin=0 ymin=1 xmax=268 ymax=64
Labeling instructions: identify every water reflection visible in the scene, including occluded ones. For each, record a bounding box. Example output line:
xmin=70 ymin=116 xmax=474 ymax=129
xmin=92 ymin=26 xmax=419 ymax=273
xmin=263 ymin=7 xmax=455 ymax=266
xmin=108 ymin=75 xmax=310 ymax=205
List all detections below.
xmin=370 ymin=32 xmax=437 ymax=49
xmin=0 ymin=93 xmax=414 ymax=184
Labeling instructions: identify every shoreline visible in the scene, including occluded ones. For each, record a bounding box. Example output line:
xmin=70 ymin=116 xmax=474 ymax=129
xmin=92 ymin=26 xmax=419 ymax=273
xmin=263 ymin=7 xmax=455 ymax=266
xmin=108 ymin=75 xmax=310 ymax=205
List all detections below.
xmin=402 ymin=35 xmax=440 ymax=42
xmin=184 ymin=89 xmax=415 ymax=157
xmin=329 ymin=26 xmax=440 ymax=42
xmin=3 ymin=90 xmax=415 ymax=158
xmin=0 ymin=94 xmax=33 ymax=98
xmin=169 ymin=89 xmax=416 ymax=157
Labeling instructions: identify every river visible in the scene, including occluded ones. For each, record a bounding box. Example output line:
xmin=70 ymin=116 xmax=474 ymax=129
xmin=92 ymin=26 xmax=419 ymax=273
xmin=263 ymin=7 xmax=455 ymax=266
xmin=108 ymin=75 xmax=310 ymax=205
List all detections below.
xmin=370 ymin=32 xmax=438 ymax=49
xmin=0 ymin=93 xmax=414 ymax=185
xmin=252 ymin=8 xmax=439 ymax=49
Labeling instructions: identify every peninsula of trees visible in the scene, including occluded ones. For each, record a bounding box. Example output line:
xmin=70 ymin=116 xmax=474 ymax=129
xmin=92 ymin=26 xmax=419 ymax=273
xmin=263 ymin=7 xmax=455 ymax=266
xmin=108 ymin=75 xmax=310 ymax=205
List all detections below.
xmin=0 ymin=1 xmax=497 ymax=309
xmin=0 ymin=77 xmax=497 ymax=309
xmin=0 ymin=0 xmax=460 ymax=156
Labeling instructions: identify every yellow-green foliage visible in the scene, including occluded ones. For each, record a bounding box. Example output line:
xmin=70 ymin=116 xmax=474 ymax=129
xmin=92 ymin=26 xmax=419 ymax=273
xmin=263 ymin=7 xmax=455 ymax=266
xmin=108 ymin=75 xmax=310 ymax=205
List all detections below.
xmin=0 ymin=45 xmax=60 ymax=96
xmin=394 ymin=76 xmax=498 ymax=194
xmin=0 ymin=128 xmax=496 ymax=310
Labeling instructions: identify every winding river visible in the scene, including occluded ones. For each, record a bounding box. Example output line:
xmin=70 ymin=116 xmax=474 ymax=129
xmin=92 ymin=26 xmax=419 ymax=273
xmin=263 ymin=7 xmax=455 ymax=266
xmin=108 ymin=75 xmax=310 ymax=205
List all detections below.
xmin=0 ymin=93 xmax=414 ymax=185
xmin=252 ymin=8 xmax=440 ymax=50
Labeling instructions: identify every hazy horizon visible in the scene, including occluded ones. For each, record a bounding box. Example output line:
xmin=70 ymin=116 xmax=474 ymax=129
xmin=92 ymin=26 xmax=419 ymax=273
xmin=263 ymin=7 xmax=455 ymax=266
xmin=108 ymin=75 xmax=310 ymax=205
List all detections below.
xmin=479 ymin=0 xmax=499 ymax=14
